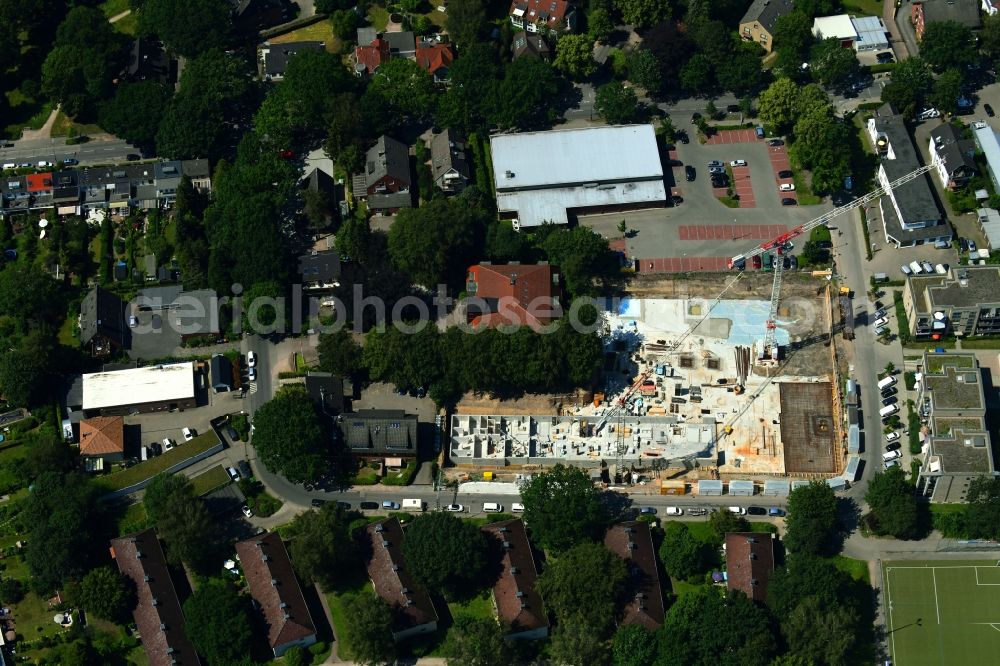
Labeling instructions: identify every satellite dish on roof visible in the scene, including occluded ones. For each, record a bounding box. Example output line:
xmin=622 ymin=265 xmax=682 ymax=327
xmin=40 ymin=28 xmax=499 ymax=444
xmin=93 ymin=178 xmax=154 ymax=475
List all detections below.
xmin=38 ymin=218 xmax=48 ymax=228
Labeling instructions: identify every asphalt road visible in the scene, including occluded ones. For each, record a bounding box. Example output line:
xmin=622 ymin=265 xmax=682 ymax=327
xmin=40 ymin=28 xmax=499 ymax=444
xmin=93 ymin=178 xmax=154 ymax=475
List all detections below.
xmin=0 ymin=137 xmax=139 ymax=167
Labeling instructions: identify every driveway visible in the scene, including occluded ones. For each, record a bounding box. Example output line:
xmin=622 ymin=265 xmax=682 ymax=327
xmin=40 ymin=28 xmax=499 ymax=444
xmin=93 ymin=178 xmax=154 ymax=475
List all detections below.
xmin=894 ymin=1 xmax=921 ymax=59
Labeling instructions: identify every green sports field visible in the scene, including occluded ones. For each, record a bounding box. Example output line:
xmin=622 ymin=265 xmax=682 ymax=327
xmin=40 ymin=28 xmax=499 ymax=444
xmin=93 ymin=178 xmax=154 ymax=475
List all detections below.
xmin=883 ymin=560 xmax=1000 ymax=666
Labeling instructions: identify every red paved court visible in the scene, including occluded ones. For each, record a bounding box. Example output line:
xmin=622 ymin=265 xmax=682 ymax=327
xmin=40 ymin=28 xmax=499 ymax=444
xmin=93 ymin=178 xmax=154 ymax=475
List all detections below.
xmin=768 ymin=144 xmax=797 ymax=203
xmin=705 ymin=128 xmax=760 ymax=145
xmin=731 ymin=164 xmax=755 ymax=208
xmin=677 ymin=224 xmax=788 ymax=241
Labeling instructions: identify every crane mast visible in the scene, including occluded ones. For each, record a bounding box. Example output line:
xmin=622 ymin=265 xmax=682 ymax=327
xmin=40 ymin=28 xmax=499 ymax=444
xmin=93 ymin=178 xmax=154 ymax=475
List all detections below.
xmin=730 ymin=159 xmax=940 ymax=364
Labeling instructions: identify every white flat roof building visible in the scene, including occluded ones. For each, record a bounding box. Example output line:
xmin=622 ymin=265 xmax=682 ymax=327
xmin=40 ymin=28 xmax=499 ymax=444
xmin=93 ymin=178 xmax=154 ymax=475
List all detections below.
xmin=812 ymin=14 xmax=888 ymax=51
xmin=83 ymin=362 xmax=195 ymax=411
xmin=490 ymin=125 xmax=666 ymax=228
xmin=812 ymin=14 xmax=856 ymax=42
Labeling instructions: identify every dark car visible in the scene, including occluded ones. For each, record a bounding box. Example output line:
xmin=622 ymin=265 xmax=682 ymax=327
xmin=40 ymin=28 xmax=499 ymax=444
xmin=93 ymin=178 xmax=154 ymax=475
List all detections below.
xmin=747 ymin=506 xmax=767 ymax=516
xmin=311 ymin=499 xmax=328 ymax=508
xmin=733 ymin=258 xmax=746 ymax=271
xmin=768 ymin=507 xmax=786 ymax=517
xmin=767 ymin=139 xmax=785 ymax=147
xmin=886 ymin=442 xmax=902 ymax=452
xmin=782 ymin=198 xmax=797 ymax=206
xmin=226 ymin=425 xmax=239 ymax=441
xmin=789 ymin=255 xmax=798 ymax=270
xmin=677 ymin=131 xmax=690 ymax=144
xmin=782 ymin=256 xmax=791 ymax=270
xmin=639 ymin=507 xmax=657 ymax=515
xmin=667 ymin=158 xmax=683 ymax=167
xmin=671 ymin=195 xmax=683 ymax=205
xmin=336 ymin=501 xmax=352 ymax=510
xmin=690 ymin=112 xmax=702 ymax=123
xmin=882 ymin=396 xmax=898 ymax=407
xmin=359 ymin=501 xmax=379 ymax=510
xmin=881 ymin=386 xmax=897 ymax=398
xmin=126 ymin=153 xmax=141 ymax=161
xmin=726 ymin=104 xmax=740 ymax=113
xmin=988 ymin=104 xmax=997 ymax=118
xmin=778 ymin=170 xmax=793 ymax=179
xmin=237 ymin=460 xmax=252 ymax=479
xmin=876 ymin=52 xmax=895 ymax=64
xmin=685 ymin=165 xmax=696 ymax=181
xmin=960 ymin=237 xmax=969 ymax=252
xmin=149 ymin=441 xmax=162 ymax=456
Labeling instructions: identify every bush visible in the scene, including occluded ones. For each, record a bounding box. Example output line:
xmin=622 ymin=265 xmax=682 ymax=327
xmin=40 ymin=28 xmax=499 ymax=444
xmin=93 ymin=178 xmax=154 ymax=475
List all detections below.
xmin=381 ymin=461 xmax=419 ymax=486
xmin=932 ymin=508 xmax=968 ymax=537
xmin=904 ymin=371 xmax=916 ymax=390
xmin=908 ymin=410 xmax=921 ymax=455
xmin=284 ymin=646 xmax=309 ymax=666
xmin=0 ymin=577 xmax=26 ymax=604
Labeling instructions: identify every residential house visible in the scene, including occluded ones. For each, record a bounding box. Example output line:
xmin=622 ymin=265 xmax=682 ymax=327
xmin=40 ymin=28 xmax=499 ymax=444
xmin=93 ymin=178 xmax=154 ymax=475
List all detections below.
xmin=725 ymin=532 xmax=775 ymax=603
xmin=110 ymin=529 xmax=201 ymax=666
xmin=210 ymin=354 xmax=234 ymax=392
xmin=304 ymin=371 xmax=345 ymax=414
xmin=812 ymin=14 xmax=890 ymax=51
xmin=362 ymin=519 xmax=439 ymax=641
xmin=914 ymin=351 xmax=998 ymax=502
xmin=867 ymin=104 xmax=950 ymax=247
xmin=230 ymin=0 xmax=291 ymax=33
xmin=79 ymin=286 xmax=128 ymax=355
xmin=604 ymin=521 xmax=665 ymax=629
xmin=261 ymin=41 xmax=324 ymax=81
xmin=912 ymin=0 xmax=981 ymax=40
xmin=976 ymin=207 xmax=1000 ymax=249
xmin=385 ymin=31 xmax=416 ymax=59
xmin=482 ymin=520 xmax=548 ymax=639
xmin=353 ymin=37 xmax=390 ymax=76
xmin=465 ymin=262 xmax=562 ymax=330
xmin=79 ymin=415 xmax=125 ymax=463
xmin=429 ymin=129 xmax=470 ymax=193
xmin=51 ymin=170 xmax=80 ymax=215
xmin=352 ymin=135 xmax=413 ymax=212
xmin=903 ymin=265 xmax=1000 ymax=338
xmin=415 ymin=41 xmax=454 ymax=82
xmin=25 ymin=172 xmax=54 ymax=212
xmin=511 ymin=32 xmax=551 ymax=60
xmin=739 ymin=0 xmax=795 ymax=53
xmin=509 ymin=0 xmax=577 ymax=34
xmin=135 ymin=285 xmax=221 ymax=342
xmin=181 ymin=159 xmax=212 ymax=193
xmin=298 ymin=249 xmax=341 ymax=291
xmin=125 ymin=38 xmax=176 ymax=85
xmin=154 ymin=161 xmax=183 ymax=207
xmin=0 ymin=176 xmax=29 ymax=215
xmin=340 ymin=409 xmax=418 ymax=463
xmin=929 ymin=123 xmax=977 ymax=190
xmin=235 ymin=532 xmax=317 ymax=657
xmin=301 ymin=167 xmax=341 ymax=226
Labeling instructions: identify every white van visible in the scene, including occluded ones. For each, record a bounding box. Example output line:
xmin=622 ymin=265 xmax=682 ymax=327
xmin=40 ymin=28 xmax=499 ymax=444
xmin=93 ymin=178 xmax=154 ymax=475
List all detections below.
xmin=402 ymin=498 xmax=425 ymax=511
xmin=909 ymin=261 xmax=923 ymax=274
xmin=882 ymin=450 xmax=902 ymax=462
xmin=511 ymin=502 xmax=525 ymax=513
xmin=877 ymin=376 xmax=897 ymax=391
xmin=879 ymin=404 xmax=900 ymax=417
xmin=483 ymin=502 xmax=504 ymax=513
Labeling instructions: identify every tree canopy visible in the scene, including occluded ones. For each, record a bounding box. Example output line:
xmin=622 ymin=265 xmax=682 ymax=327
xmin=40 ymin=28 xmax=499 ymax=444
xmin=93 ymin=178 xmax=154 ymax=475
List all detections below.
xmin=809 ymin=37 xmax=861 ymax=89
xmin=401 ymin=512 xmax=488 ymax=598
xmin=965 ymin=476 xmax=1000 ymax=540
xmin=520 ymin=464 xmax=609 ymax=553
xmin=614 ymin=0 xmax=672 ymax=28
xmin=80 ymin=566 xmax=134 ymax=623
xmin=445 ymin=0 xmax=487 ymax=50
xmin=595 ymin=82 xmax=642 ymax=124
xmin=864 ymin=467 xmax=921 ymax=539
xmin=443 ymin=616 xmax=512 ymax=666
xmin=784 ymin=480 xmax=838 ymax=556
xmin=99 ymin=81 xmax=173 ymax=152
xmin=659 ymin=521 xmax=711 ymax=580
xmin=611 ymin=624 xmax=658 ymax=666
xmin=182 ymin=580 xmax=253 ymax=666
xmin=286 ymin=503 xmax=357 ymax=588
xmin=554 ymin=34 xmax=598 ymax=80
xmin=364 ymin=59 xmax=438 ymax=127
xmin=138 ymin=0 xmax=232 ymax=57
xmin=919 ymin=20 xmax=977 ymax=72
xmin=342 ymin=591 xmax=396 ymax=665
xmin=537 ymin=542 xmax=628 ymax=636
xmin=252 ymin=387 xmax=329 ymax=484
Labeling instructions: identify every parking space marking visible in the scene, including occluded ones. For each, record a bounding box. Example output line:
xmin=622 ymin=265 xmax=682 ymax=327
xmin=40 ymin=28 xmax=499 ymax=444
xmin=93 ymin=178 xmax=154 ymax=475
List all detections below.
xmin=675 ymin=224 xmax=789 ymax=242
xmin=705 ymin=129 xmax=761 ymax=145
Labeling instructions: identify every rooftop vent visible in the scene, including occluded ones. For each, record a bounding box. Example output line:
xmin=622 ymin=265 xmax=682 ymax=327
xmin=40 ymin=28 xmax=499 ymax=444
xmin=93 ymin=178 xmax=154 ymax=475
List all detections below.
xmin=271 ymin=579 xmax=279 ymax=586
xmin=505 ymin=170 xmax=515 ymax=179
xmin=152 ymin=597 xmax=159 ymax=607
xmin=510 ymin=566 xmax=520 ymax=574
xmin=502 ymin=541 xmax=511 ymax=549
xmin=382 ymin=540 xmax=390 ymax=548
xmin=375 ymin=525 xmax=384 ymax=533
xmin=392 ymin=564 xmax=400 ymax=572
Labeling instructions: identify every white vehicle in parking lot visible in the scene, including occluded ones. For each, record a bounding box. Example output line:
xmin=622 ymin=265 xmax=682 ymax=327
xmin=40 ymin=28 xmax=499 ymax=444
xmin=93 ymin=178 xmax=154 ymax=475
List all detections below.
xmin=665 ymin=506 xmax=684 ymax=516
xmin=779 ymin=183 xmax=795 ymax=192
xmin=885 ymin=431 xmax=901 ymax=443
xmin=247 ymin=350 xmax=257 ymax=367
xmin=874 ymin=316 xmax=889 ymax=328
xmin=162 ymin=437 xmax=176 ymax=451
xmin=727 ymin=506 xmax=746 ymax=515
xmin=248 ymin=367 xmax=257 ymax=382
xmin=900 ymin=264 xmax=912 ymax=276
xmin=182 ymin=427 xmax=195 ymax=441
xmin=730 ymin=159 xmax=747 ymax=167
xmin=444 ymin=504 xmax=464 ymax=512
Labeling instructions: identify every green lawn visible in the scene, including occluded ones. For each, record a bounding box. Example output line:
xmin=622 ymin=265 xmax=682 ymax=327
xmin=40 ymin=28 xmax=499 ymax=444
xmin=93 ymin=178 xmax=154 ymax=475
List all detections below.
xmin=831 ymin=555 xmax=869 ymax=583
xmin=325 ymin=580 xmax=374 ymax=663
xmin=190 ymin=465 xmax=231 ymax=496
xmin=269 ymin=20 xmax=342 ymax=53
xmin=9 ymin=591 xmax=73 ymax=657
xmin=841 ymin=0 xmax=883 ymax=16
xmin=99 ymin=0 xmax=130 ymax=17
xmin=810 ymin=226 xmax=832 ymax=244
xmin=49 ymin=110 xmax=103 ymax=138
xmin=883 ymin=560 xmax=1000 ymax=666
xmin=114 ymin=501 xmax=152 ymax=537
xmin=3 ymin=89 xmax=52 ymax=140
xmin=94 ymin=431 xmax=222 ymax=492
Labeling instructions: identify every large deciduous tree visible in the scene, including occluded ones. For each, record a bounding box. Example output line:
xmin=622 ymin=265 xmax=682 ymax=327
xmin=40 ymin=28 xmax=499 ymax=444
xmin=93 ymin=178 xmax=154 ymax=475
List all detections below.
xmin=445 ymin=0 xmax=487 ymax=50
xmin=781 ymin=595 xmax=857 ymax=666
xmin=595 ymin=81 xmax=641 ymax=124
xmin=930 ymin=68 xmax=965 ymax=115
xmin=554 ymin=33 xmax=598 ymax=80
xmin=537 ymin=542 xmax=628 ymax=636
xmin=402 ymin=513 xmax=488 ymax=598
xmin=444 ymin=616 xmax=512 ymax=666
xmin=809 ymin=37 xmax=861 ymax=89
xmin=80 ymin=566 xmax=134 ymax=623
xmin=784 ymin=480 xmax=838 ymax=556
xmin=317 ymin=328 xmax=363 ymax=381
xmin=252 ymin=387 xmax=329 ymax=484
xmin=138 ymin=0 xmax=232 ymax=57
xmin=757 ymin=77 xmax=800 ymax=130
xmin=613 ymin=0 xmax=672 ymax=28
xmin=520 ymin=464 xmax=609 ymax=553
xmin=435 ymin=43 xmax=502 ymax=132
xmin=627 ymin=49 xmax=664 ymax=96
xmin=920 ymin=20 xmax=977 ymax=72
xmin=659 ymin=587 xmax=777 ymax=665
xmin=99 ymin=81 xmax=172 ymax=152
xmin=494 ymin=56 xmax=562 ymax=130
xmin=790 ymin=103 xmax=851 ymax=194
xmin=364 ymin=59 xmax=438 ymax=127
xmin=864 ymin=466 xmax=920 ymax=539
xmin=183 ymin=580 xmax=253 ymax=666
xmin=774 ymin=11 xmax=816 ymax=61
xmin=716 ymin=42 xmax=767 ymax=97
xmin=286 ymin=503 xmax=357 ymax=588
xmin=965 ymin=476 xmax=1000 ymax=540
xmin=611 ymin=624 xmax=658 ymax=666
xmin=659 ymin=521 xmax=710 ymax=580
xmin=342 ymin=592 xmax=396 ymax=665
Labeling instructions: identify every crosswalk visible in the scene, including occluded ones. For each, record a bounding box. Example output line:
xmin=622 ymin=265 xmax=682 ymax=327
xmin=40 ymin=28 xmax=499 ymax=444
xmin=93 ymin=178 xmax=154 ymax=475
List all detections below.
xmin=248 ymin=382 xmax=258 ymax=395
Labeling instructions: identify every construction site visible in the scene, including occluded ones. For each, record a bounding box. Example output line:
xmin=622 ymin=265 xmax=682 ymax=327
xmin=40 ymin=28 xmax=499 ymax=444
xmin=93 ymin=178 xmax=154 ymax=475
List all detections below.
xmin=449 ymin=271 xmax=847 ymax=486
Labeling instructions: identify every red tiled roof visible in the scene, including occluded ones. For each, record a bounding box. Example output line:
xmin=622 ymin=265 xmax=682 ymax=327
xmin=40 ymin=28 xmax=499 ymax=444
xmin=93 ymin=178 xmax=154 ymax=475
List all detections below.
xmin=110 ymin=529 xmax=201 ymax=666
xmin=509 ymin=0 xmax=573 ymax=27
xmin=362 ymin=519 xmax=438 ymax=634
xmin=26 ymin=172 xmax=53 ymax=192
xmin=482 ymin=520 xmax=548 ymax=636
xmin=79 ymin=416 xmax=125 ymax=456
xmin=466 ymin=263 xmax=561 ymax=330
xmin=354 ymin=38 xmax=390 ymax=73
xmin=725 ymin=532 xmax=775 ymax=603
xmin=234 ymin=533 xmax=316 ymax=653
xmin=604 ymin=521 xmax=665 ymax=630
xmin=415 ymin=43 xmax=454 ymax=75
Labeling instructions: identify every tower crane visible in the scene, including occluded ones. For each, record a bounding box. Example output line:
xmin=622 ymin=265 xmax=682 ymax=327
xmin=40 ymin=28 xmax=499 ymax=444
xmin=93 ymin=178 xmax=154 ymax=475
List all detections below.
xmin=729 ymin=158 xmax=941 ymax=363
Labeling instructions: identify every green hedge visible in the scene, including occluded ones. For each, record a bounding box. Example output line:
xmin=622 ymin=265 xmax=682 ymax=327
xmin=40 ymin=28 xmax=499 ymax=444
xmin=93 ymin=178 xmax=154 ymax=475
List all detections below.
xmin=908 ymin=409 xmax=921 ymax=455
xmin=381 ymin=461 xmax=419 ymax=486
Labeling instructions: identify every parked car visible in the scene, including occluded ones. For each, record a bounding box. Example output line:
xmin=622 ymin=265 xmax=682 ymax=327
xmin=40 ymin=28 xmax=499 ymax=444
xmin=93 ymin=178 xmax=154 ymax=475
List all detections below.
xmin=382 ymin=500 xmax=401 ymax=510
xmin=960 ymin=237 xmax=969 ymax=252
xmin=874 ymin=316 xmax=889 ymax=328
xmin=359 ymin=501 xmax=379 ymax=510
xmin=881 ymin=386 xmax=897 ymax=398
xmin=874 ymin=324 xmax=888 ymax=336
xmin=677 ymin=131 xmax=689 ymax=144
xmin=921 ymin=261 xmax=934 ymax=274
xmin=782 ymin=198 xmax=797 ymax=206
xmin=727 ymin=506 xmax=747 ymax=515
xmin=969 ymin=240 xmax=978 ymax=252
xmin=777 ymin=170 xmax=793 ymax=179
xmin=986 ymin=103 xmax=996 ymax=118
xmin=126 ymin=153 xmax=141 ymax=161
xmin=884 ymin=459 xmax=900 ymax=469
xmin=445 ymin=504 xmax=464 ymax=512
xmin=783 ymin=256 xmax=791 ymax=270
xmin=779 ymin=183 xmax=795 ymax=192
xmin=691 ymin=112 xmax=702 ymax=123
xmin=511 ymin=502 xmax=525 ymax=512
xmin=882 ymin=396 xmax=898 ymax=406
xmin=237 ymin=460 xmax=252 ymax=479
xmin=162 ymin=437 xmax=176 ymax=451
xmin=707 ymin=160 xmax=724 ymax=168
xmin=688 ymin=508 xmax=708 ymax=516
xmin=876 ymin=51 xmax=895 ymax=64
xmin=311 ymin=499 xmax=327 ymax=507
xmin=248 ymin=367 xmax=257 ymax=382
xmin=916 ymin=107 xmax=940 ymax=120
xmin=752 ymin=255 xmax=762 ymax=269
xmin=744 ymin=506 xmax=765 ymax=516
xmin=709 ymin=166 xmax=726 ymax=175
xmin=226 ymin=466 xmax=240 ymax=481
xmin=247 ymin=350 xmax=257 ymax=367
xmin=242 ymin=505 xmax=253 ymax=518
xmin=730 ymin=159 xmax=747 ymax=167
xmin=886 ymin=442 xmax=902 ymax=452
xmin=182 ymin=427 xmax=196 ymax=441
xmin=900 ymin=264 xmax=912 ymax=276
xmin=789 ymin=255 xmax=799 ymax=270
xmin=733 ymin=258 xmax=746 ymax=271
xmin=639 ymin=506 xmax=657 ymax=515
xmin=767 ymin=139 xmax=785 ymax=147
xmin=36 ymin=160 xmax=50 ymax=168
xmin=336 ymin=501 xmax=351 ymax=510
xmin=149 ymin=441 xmax=162 ymax=456
xmin=664 ymin=507 xmax=684 ymax=516
xmin=768 ymin=507 xmax=786 ymax=517
xmin=226 ymin=425 xmax=239 ymax=440
xmin=685 ymin=165 xmax=696 ymax=181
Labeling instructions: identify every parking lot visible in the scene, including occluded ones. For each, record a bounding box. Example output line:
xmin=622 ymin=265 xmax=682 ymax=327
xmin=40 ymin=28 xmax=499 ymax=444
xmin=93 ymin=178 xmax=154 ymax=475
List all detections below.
xmin=581 ymin=128 xmax=831 ymax=270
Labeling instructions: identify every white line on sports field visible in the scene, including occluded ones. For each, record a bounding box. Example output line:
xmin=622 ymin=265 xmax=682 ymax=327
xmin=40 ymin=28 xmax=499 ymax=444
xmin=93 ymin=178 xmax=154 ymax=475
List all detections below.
xmin=886 ymin=564 xmax=898 ymax=663
xmin=932 ymin=568 xmax=941 ymax=625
